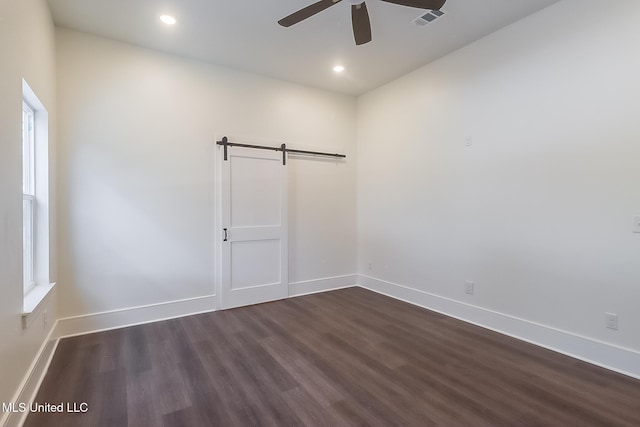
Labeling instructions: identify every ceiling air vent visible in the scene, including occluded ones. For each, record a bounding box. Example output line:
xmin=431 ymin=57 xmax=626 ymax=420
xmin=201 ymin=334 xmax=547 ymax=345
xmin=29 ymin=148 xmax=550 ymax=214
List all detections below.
xmin=413 ymin=9 xmax=445 ymax=27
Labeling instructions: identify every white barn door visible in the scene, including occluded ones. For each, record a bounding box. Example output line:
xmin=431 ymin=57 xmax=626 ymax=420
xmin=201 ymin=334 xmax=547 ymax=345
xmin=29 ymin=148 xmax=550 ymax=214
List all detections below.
xmin=220 ymin=147 xmax=288 ymax=309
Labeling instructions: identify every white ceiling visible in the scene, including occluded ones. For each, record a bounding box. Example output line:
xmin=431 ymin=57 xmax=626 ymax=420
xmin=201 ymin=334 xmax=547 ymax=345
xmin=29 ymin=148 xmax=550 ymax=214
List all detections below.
xmin=48 ymin=0 xmax=559 ymax=95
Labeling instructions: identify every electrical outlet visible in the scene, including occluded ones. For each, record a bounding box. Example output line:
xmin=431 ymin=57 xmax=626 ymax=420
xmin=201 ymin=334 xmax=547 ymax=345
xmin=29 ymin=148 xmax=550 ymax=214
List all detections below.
xmin=465 ymin=136 xmax=473 ymax=147
xmin=368 ymin=261 xmax=372 ymax=271
xmin=605 ymin=312 xmax=618 ymax=330
xmin=465 ymin=280 xmax=474 ymax=295
xmin=43 ymin=310 xmax=48 ymax=328
xmin=633 ymin=215 xmax=640 ymax=233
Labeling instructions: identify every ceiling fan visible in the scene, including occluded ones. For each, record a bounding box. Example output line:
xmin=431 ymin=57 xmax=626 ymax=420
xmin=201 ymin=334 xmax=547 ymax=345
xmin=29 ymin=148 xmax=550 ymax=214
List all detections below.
xmin=278 ymin=0 xmax=447 ymax=46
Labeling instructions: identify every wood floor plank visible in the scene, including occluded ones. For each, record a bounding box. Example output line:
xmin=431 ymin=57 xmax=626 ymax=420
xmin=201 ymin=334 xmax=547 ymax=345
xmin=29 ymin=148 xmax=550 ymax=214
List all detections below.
xmin=259 ymin=335 xmax=347 ymax=407
xmin=281 ymin=386 xmax=351 ymax=427
xmin=125 ymin=369 xmax=162 ymax=427
xmin=25 ymin=288 xmax=640 ymax=426
xmin=194 ymin=339 xmax=262 ymax=427
xmin=122 ymin=325 xmax=152 ymax=374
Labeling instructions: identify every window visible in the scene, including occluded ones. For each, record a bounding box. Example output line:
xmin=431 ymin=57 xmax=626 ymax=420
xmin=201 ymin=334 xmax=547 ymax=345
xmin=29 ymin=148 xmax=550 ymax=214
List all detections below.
xmin=21 ymin=80 xmax=53 ymax=327
xmin=22 ymin=101 xmax=36 ymax=294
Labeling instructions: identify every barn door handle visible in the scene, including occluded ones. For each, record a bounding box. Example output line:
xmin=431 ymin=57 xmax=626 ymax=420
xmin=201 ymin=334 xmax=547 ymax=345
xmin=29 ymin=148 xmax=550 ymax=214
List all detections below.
xmin=223 ymin=228 xmax=228 ymax=242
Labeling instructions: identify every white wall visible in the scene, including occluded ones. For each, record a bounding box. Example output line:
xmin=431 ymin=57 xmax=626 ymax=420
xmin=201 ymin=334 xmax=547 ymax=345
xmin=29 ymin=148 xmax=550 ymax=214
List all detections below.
xmin=56 ymin=28 xmax=357 ymax=319
xmin=357 ymin=0 xmax=640 ymax=370
xmin=0 ymin=0 xmax=57 ymax=420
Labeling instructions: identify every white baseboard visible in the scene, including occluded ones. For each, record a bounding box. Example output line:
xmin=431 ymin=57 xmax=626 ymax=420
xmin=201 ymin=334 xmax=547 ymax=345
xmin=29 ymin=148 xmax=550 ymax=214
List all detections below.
xmin=53 ymin=277 xmax=360 ymax=339
xmin=358 ymin=274 xmax=640 ymax=380
xmin=54 ymin=294 xmax=217 ymax=339
xmin=289 ymin=274 xmax=358 ymax=297
xmin=2 ymin=324 xmax=59 ymax=427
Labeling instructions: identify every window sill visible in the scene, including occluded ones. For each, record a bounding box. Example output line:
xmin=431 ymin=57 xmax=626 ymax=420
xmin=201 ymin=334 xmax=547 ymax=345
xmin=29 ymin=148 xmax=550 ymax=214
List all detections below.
xmin=22 ymin=282 xmax=56 ymax=329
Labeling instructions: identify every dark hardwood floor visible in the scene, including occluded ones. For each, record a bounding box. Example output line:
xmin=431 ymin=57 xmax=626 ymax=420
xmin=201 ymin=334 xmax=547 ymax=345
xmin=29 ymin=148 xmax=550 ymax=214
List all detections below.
xmin=25 ymin=287 xmax=640 ymax=427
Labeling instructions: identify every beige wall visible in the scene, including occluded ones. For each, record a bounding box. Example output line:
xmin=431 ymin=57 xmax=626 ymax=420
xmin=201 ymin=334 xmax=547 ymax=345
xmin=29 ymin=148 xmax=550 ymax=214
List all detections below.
xmin=357 ymin=0 xmax=640 ymax=357
xmin=0 ymin=0 xmax=57 ymax=420
xmin=55 ymin=28 xmax=357 ymax=318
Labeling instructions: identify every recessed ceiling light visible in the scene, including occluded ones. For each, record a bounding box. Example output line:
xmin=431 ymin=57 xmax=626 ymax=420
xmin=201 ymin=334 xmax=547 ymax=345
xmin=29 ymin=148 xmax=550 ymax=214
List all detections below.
xmin=160 ymin=15 xmax=176 ymax=25
xmin=333 ymin=65 xmax=345 ymax=73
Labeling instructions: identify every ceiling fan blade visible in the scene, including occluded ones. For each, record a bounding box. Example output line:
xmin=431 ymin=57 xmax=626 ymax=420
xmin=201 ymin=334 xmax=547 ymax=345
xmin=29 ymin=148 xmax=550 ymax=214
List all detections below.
xmin=380 ymin=0 xmax=446 ymax=10
xmin=351 ymin=3 xmax=372 ymax=45
xmin=278 ymin=0 xmax=342 ymax=27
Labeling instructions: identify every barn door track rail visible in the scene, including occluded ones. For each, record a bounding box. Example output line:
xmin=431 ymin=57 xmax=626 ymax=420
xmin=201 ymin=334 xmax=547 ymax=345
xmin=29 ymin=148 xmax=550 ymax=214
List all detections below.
xmin=217 ymin=136 xmax=346 ymax=165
